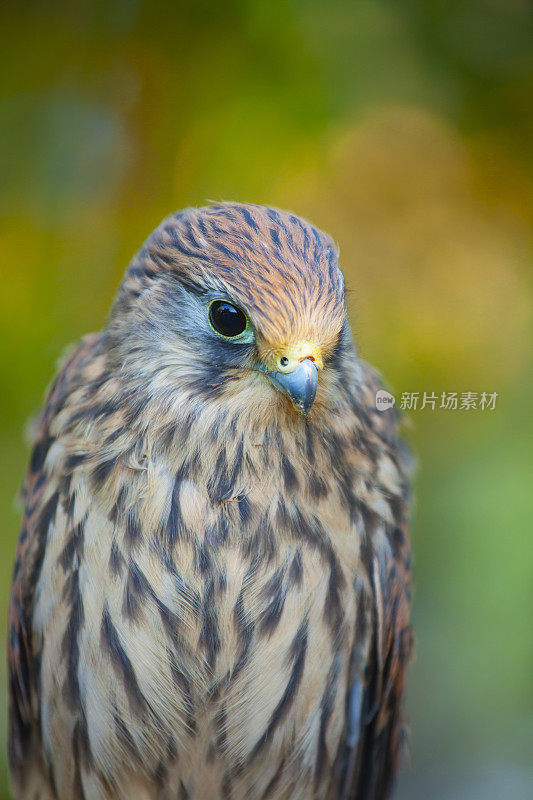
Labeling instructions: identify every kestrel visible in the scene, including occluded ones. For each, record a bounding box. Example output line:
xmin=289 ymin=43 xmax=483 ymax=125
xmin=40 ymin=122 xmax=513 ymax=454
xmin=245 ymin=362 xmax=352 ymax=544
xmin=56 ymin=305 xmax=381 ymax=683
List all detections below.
xmin=8 ymin=203 xmax=413 ymax=800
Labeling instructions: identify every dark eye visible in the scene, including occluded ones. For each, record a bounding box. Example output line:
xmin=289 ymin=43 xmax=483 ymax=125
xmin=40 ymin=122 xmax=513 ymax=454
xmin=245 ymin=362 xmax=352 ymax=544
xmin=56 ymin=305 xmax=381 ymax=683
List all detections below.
xmin=209 ymin=300 xmax=248 ymax=338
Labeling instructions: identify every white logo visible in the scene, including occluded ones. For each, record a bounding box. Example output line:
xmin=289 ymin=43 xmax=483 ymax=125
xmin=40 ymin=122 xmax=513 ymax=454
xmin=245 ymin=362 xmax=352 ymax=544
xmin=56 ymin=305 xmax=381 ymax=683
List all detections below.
xmin=375 ymin=390 xmax=396 ymax=411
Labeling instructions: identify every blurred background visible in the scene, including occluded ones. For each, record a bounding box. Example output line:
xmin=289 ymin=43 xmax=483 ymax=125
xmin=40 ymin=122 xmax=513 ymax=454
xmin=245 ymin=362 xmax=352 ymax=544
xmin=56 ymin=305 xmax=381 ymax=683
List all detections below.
xmin=1 ymin=1 xmax=532 ymax=798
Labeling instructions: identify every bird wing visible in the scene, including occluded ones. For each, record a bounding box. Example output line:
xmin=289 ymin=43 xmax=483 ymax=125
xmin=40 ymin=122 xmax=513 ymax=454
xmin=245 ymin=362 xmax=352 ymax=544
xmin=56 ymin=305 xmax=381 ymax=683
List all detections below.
xmin=7 ymin=334 xmax=101 ymax=791
xmin=337 ymin=362 xmax=414 ymax=800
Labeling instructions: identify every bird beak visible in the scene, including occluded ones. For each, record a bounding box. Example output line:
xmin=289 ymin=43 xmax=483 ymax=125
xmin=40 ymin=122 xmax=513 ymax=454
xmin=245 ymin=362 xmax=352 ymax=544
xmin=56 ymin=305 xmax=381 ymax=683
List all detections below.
xmin=258 ymin=343 xmax=322 ymax=416
xmin=265 ymin=358 xmax=319 ymax=415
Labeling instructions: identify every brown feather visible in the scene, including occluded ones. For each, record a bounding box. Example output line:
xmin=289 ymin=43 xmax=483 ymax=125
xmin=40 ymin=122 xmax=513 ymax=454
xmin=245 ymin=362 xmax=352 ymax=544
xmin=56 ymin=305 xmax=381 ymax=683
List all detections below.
xmin=8 ymin=204 xmax=412 ymax=800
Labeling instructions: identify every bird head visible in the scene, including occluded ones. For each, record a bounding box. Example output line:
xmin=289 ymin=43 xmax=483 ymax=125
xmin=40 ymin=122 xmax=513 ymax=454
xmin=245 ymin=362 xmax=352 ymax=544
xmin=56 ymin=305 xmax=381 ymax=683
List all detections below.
xmin=107 ymin=203 xmax=349 ymax=421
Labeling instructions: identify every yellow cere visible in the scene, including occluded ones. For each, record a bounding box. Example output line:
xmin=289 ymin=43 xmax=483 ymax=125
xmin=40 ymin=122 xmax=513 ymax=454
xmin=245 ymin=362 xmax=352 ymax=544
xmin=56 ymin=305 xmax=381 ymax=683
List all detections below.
xmin=275 ymin=341 xmax=324 ymax=373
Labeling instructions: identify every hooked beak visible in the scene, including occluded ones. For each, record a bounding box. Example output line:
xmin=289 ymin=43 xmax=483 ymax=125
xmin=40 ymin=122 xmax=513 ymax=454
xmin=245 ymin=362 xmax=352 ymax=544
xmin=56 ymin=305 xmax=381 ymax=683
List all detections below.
xmin=258 ymin=343 xmax=321 ymax=416
xmin=265 ymin=357 xmax=318 ymax=415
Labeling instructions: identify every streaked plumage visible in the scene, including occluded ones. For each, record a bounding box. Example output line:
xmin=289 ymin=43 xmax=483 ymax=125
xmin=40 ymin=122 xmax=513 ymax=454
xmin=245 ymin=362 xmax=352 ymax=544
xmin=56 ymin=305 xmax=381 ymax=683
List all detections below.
xmin=8 ymin=203 xmax=413 ymax=800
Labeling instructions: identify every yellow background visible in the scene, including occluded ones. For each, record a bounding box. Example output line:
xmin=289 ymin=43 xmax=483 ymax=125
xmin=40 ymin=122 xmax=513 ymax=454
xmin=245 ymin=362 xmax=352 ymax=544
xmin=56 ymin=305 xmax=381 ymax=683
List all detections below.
xmin=1 ymin=2 xmax=532 ymax=797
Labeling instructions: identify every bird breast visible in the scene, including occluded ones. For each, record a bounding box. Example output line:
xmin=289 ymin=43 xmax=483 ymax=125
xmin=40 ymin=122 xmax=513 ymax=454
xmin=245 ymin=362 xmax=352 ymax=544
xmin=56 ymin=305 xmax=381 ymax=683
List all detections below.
xmin=33 ymin=416 xmax=365 ymax=800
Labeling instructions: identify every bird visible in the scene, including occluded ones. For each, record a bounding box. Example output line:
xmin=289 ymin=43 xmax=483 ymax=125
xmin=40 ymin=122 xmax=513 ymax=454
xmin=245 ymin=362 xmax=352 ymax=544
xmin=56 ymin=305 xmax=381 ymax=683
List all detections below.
xmin=8 ymin=202 xmax=413 ymax=800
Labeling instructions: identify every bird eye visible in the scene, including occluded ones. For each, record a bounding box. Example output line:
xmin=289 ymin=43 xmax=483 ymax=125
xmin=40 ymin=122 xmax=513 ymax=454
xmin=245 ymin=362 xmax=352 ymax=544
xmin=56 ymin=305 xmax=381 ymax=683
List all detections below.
xmin=208 ymin=300 xmax=248 ymax=338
